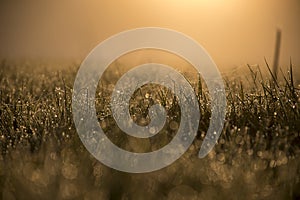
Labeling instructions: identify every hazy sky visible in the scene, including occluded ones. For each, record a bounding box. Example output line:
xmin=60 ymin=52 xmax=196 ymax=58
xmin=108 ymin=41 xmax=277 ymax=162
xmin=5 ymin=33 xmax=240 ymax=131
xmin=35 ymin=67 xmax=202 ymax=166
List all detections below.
xmin=0 ymin=0 xmax=299 ymax=69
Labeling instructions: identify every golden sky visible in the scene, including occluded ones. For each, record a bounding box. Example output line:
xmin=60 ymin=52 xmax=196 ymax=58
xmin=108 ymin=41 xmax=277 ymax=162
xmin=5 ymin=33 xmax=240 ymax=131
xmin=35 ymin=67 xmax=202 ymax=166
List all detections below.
xmin=0 ymin=0 xmax=299 ymax=69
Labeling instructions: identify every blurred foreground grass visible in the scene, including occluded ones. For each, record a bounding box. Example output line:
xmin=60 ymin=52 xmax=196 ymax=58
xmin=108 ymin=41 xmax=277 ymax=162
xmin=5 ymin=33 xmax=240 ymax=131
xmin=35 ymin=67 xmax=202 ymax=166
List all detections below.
xmin=0 ymin=61 xmax=300 ymax=199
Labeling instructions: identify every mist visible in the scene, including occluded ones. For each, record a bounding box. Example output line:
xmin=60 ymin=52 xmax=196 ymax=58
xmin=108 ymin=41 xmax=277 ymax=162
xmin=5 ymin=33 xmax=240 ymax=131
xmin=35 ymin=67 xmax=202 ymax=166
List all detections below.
xmin=0 ymin=0 xmax=299 ymax=69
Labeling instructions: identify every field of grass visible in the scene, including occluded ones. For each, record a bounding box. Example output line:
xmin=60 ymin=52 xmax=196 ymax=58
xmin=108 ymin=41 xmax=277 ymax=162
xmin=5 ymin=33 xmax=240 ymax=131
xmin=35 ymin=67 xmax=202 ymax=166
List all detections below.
xmin=0 ymin=60 xmax=300 ymax=199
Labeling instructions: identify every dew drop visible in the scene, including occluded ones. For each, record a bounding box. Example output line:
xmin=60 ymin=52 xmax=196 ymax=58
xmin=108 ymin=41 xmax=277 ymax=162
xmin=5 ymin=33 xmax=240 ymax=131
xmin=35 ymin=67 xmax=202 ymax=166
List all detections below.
xmin=149 ymin=127 xmax=156 ymax=135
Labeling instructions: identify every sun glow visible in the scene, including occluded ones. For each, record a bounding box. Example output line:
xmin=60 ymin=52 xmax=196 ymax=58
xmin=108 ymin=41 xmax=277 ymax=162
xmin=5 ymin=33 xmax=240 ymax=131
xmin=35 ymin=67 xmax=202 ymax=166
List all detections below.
xmin=170 ymin=0 xmax=236 ymax=7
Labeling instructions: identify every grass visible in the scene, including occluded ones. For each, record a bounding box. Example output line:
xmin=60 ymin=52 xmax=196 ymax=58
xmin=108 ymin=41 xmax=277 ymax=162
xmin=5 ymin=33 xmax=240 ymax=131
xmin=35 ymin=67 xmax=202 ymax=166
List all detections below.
xmin=0 ymin=60 xmax=300 ymax=199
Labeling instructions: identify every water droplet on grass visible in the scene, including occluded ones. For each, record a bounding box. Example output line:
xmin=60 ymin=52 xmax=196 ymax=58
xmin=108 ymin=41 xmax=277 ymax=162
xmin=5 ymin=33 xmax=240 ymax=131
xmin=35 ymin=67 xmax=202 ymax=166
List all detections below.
xmin=169 ymin=121 xmax=179 ymax=131
xmin=149 ymin=127 xmax=156 ymax=135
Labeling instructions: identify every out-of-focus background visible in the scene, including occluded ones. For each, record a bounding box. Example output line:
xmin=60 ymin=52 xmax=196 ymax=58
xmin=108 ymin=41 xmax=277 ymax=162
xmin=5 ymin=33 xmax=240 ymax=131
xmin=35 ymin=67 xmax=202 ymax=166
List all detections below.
xmin=0 ymin=0 xmax=299 ymax=69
